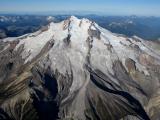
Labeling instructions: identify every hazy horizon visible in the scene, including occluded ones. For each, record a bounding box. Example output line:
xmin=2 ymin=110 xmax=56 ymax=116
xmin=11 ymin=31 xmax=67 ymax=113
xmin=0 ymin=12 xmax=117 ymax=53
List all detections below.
xmin=0 ymin=11 xmax=160 ymax=17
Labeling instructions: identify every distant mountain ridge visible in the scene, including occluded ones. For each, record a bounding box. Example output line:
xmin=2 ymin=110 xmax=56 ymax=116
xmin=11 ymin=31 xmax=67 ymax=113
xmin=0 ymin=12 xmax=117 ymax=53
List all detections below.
xmin=1 ymin=15 xmax=160 ymax=40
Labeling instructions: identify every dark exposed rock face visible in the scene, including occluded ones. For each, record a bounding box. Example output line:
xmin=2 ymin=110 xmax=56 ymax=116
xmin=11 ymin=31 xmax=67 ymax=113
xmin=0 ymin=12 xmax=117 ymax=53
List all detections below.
xmin=125 ymin=58 xmax=136 ymax=72
xmin=0 ymin=16 xmax=160 ymax=120
xmin=88 ymin=23 xmax=101 ymax=40
xmin=63 ymin=34 xmax=71 ymax=46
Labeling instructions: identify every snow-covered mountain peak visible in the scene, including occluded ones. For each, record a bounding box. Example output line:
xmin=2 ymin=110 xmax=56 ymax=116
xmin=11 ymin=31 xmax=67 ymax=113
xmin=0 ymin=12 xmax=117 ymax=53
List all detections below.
xmin=0 ymin=16 xmax=160 ymax=120
xmin=3 ymin=16 xmax=159 ymax=75
xmin=69 ymin=15 xmax=79 ymax=21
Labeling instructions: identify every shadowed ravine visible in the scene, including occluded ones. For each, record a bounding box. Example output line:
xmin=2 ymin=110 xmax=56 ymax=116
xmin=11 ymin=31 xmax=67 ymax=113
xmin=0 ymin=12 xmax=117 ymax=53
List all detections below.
xmin=89 ymin=69 xmax=150 ymax=120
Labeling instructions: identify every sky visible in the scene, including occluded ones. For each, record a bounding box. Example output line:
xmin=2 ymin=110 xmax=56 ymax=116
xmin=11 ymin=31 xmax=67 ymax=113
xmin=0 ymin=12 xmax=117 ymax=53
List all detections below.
xmin=0 ymin=0 xmax=160 ymax=16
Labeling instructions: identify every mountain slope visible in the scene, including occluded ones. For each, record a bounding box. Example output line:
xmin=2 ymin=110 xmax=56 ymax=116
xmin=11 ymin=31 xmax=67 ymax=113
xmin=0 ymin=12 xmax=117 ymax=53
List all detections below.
xmin=0 ymin=16 xmax=160 ymax=120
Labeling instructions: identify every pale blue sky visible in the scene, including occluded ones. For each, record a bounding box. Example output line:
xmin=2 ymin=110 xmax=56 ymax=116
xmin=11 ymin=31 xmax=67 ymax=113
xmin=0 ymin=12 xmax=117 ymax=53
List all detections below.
xmin=0 ymin=0 xmax=160 ymax=16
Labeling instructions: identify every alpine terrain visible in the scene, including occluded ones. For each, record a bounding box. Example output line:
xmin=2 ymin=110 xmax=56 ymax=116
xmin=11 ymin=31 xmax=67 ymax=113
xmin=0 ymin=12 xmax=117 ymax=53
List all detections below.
xmin=0 ymin=16 xmax=160 ymax=120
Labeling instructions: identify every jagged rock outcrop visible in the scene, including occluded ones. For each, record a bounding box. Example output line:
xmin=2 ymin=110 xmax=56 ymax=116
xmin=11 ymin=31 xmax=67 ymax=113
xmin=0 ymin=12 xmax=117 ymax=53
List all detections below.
xmin=0 ymin=16 xmax=160 ymax=120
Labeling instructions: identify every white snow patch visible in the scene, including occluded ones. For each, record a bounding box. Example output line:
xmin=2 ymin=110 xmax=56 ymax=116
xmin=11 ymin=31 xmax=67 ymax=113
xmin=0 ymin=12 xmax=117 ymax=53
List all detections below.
xmin=97 ymin=26 xmax=149 ymax=76
xmin=15 ymin=24 xmax=56 ymax=62
xmin=46 ymin=16 xmax=55 ymax=21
